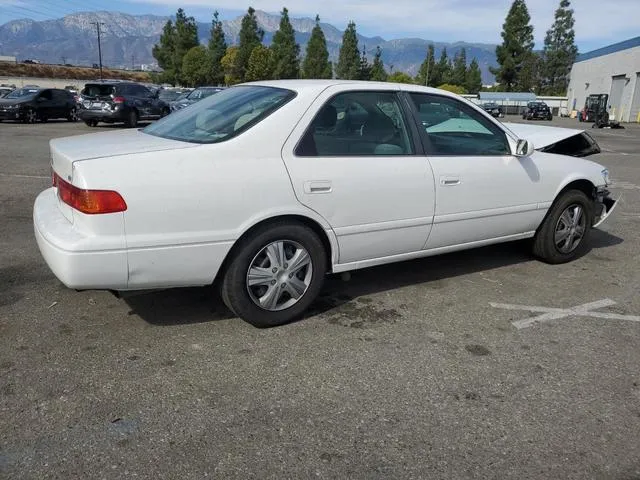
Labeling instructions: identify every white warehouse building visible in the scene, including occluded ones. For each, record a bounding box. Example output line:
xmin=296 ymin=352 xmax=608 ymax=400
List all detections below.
xmin=567 ymin=36 xmax=640 ymax=123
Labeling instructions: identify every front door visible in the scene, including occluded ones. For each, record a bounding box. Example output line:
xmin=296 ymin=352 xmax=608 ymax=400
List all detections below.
xmin=406 ymin=92 xmax=546 ymax=249
xmin=282 ymin=87 xmax=435 ymax=265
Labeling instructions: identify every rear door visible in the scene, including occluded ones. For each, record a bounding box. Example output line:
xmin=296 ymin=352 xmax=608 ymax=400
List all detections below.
xmin=130 ymin=84 xmax=153 ymax=118
xmin=51 ymin=90 xmax=68 ymax=118
xmin=281 ymin=86 xmax=435 ymax=266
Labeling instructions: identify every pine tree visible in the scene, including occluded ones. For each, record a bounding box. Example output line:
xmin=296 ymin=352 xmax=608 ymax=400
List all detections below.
xmin=152 ymin=20 xmax=176 ymax=84
xmin=173 ymin=8 xmax=199 ymax=85
xmin=358 ymin=46 xmax=372 ymax=80
xmin=246 ymin=45 xmax=274 ymax=81
xmin=208 ymin=11 xmax=227 ymax=86
xmin=302 ymin=15 xmax=332 ymax=79
xmin=490 ymin=0 xmax=535 ymax=91
xmin=182 ymin=45 xmax=211 ymax=87
xmin=235 ymin=7 xmax=264 ymax=82
xmin=415 ymin=44 xmax=435 ymax=86
xmin=336 ymin=21 xmax=360 ymax=80
xmin=271 ymin=7 xmax=300 ymax=79
xmin=435 ymin=47 xmax=452 ymax=86
xmin=465 ymin=58 xmax=483 ymax=93
xmin=370 ymin=46 xmax=387 ymax=81
xmin=541 ymin=0 xmax=578 ymax=95
xmin=452 ymin=48 xmax=467 ymax=86
xmin=519 ymin=51 xmax=541 ymax=93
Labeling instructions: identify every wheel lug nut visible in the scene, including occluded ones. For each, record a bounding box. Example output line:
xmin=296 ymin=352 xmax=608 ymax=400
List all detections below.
xmin=289 ymin=273 xmax=293 ymax=278
xmin=281 ymin=283 xmax=286 ymax=288
xmin=271 ymin=280 xmax=276 ymax=285
xmin=284 ymin=263 xmax=288 ymax=268
xmin=272 ymin=267 xmax=278 ymax=273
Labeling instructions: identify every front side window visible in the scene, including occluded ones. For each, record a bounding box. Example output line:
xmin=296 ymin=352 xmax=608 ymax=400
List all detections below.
xmin=409 ymin=93 xmax=510 ymax=156
xmin=296 ymin=91 xmax=414 ymax=157
xmin=144 ymin=86 xmax=295 ymax=144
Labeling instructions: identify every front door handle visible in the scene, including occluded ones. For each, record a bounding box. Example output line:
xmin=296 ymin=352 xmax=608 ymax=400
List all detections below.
xmin=304 ymin=181 xmax=332 ymax=194
xmin=440 ymin=176 xmax=461 ymax=186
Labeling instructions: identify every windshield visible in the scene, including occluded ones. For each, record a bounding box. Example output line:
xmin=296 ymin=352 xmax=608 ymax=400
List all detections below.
xmin=82 ymin=84 xmax=115 ymax=97
xmin=187 ymin=88 xmax=221 ymax=100
xmin=159 ymin=90 xmax=181 ymax=101
xmin=144 ymin=86 xmax=295 ymax=144
xmin=5 ymin=88 xmax=39 ymax=99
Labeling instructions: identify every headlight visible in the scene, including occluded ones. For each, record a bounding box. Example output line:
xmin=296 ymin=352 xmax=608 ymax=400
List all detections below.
xmin=5 ymin=104 xmax=19 ymax=109
xmin=601 ymin=168 xmax=610 ymax=186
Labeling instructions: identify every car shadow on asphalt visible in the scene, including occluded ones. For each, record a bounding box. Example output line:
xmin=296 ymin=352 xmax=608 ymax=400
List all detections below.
xmin=125 ymin=229 xmax=623 ymax=327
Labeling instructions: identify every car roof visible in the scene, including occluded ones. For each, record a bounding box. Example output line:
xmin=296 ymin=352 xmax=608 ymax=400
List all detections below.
xmin=244 ymin=79 xmax=459 ymax=97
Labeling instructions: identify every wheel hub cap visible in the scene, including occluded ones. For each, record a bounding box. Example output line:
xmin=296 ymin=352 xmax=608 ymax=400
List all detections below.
xmin=246 ymin=240 xmax=313 ymax=312
xmin=554 ymin=204 xmax=586 ymax=254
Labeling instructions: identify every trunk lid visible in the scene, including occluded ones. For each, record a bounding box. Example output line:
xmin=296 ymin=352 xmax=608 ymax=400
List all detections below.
xmin=503 ymin=122 xmax=601 ymax=157
xmin=50 ymin=129 xmax=198 ymax=223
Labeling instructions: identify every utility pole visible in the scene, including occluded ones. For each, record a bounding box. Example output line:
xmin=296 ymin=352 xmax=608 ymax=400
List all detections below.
xmin=61 ymin=56 xmax=67 ymax=65
xmin=91 ymin=22 xmax=105 ymax=80
xmin=131 ymin=54 xmax=134 ymax=70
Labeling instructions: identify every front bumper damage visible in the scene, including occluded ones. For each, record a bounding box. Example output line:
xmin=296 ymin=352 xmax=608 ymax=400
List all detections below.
xmin=593 ymin=187 xmax=619 ymax=228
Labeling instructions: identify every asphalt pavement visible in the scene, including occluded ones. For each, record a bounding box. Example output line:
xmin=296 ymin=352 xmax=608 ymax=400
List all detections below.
xmin=1 ymin=116 xmax=639 ymax=479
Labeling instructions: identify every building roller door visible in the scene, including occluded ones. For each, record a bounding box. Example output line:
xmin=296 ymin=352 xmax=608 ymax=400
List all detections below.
xmin=630 ymin=73 xmax=640 ymax=123
xmin=609 ymin=75 xmax=626 ymax=121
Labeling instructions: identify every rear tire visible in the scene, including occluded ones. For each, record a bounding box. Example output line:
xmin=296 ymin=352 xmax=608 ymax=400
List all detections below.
xmin=220 ymin=222 xmax=327 ymax=328
xmin=532 ymin=189 xmax=593 ymax=264
xmin=67 ymin=108 xmax=78 ymax=122
xmin=125 ymin=110 xmax=138 ymax=128
xmin=84 ymin=120 xmax=98 ymax=127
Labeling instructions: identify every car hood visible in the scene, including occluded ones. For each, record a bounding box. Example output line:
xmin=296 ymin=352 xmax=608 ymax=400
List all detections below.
xmin=0 ymin=98 xmax=25 ymax=106
xmin=503 ymin=122 xmax=601 ymax=157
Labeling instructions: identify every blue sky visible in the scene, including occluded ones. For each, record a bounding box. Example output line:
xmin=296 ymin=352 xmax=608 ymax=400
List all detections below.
xmin=1 ymin=0 xmax=638 ymax=52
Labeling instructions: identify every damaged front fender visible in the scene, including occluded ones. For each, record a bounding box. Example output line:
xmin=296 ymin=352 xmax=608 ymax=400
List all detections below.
xmin=593 ymin=188 xmax=620 ymax=228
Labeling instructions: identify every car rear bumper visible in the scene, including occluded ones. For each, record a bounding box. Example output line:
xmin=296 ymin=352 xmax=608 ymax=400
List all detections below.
xmin=78 ymin=109 xmax=127 ymax=123
xmin=33 ymin=188 xmax=128 ymax=289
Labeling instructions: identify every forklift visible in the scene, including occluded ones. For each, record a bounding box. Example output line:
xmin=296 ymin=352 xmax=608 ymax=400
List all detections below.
xmin=579 ymin=94 xmax=622 ymax=128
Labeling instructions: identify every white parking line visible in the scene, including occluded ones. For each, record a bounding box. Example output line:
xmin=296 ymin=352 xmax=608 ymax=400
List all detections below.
xmin=490 ymin=299 xmax=640 ymax=329
xmin=0 ymin=173 xmax=49 ymax=179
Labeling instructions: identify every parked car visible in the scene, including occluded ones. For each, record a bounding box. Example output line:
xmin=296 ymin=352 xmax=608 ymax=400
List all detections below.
xmin=0 ymin=87 xmax=78 ymax=123
xmin=523 ymin=101 xmax=553 ymax=121
xmin=158 ymin=88 xmax=190 ymax=104
xmin=170 ymin=86 xmax=224 ymax=111
xmin=34 ymin=80 xmax=616 ymax=328
xmin=78 ymin=81 xmax=170 ymax=128
xmin=480 ymin=102 xmax=503 ymax=118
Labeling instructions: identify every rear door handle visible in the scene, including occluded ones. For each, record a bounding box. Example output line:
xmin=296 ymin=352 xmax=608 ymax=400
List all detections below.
xmin=304 ymin=181 xmax=332 ymax=194
xmin=440 ymin=176 xmax=461 ymax=186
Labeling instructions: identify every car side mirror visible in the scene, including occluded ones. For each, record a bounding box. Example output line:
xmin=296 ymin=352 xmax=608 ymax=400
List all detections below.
xmin=515 ymin=139 xmax=535 ymax=157
xmin=37 ymin=96 xmax=46 ymax=102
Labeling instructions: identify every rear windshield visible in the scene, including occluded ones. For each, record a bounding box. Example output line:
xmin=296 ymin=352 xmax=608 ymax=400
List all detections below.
xmin=82 ymin=84 xmax=115 ymax=97
xmin=144 ymin=86 xmax=295 ymax=144
xmin=5 ymin=88 xmax=39 ymax=99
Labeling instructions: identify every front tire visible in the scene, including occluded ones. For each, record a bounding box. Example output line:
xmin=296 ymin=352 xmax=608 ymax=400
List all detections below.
xmin=24 ymin=108 xmax=37 ymax=124
xmin=532 ymin=189 xmax=593 ymax=264
xmin=67 ymin=108 xmax=78 ymax=122
xmin=220 ymin=222 xmax=327 ymax=328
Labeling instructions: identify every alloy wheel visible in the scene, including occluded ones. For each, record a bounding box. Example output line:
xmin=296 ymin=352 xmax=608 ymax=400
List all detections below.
xmin=246 ymin=240 xmax=313 ymax=311
xmin=554 ymin=204 xmax=586 ymax=254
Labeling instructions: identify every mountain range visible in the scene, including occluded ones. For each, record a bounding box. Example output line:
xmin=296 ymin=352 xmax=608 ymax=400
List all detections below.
xmin=0 ymin=10 xmax=498 ymax=83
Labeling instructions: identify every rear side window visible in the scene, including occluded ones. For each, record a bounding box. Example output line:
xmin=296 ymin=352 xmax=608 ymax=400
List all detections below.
xmin=295 ymin=91 xmax=414 ymax=157
xmin=82 ymin=84 xmax=115 ymax=97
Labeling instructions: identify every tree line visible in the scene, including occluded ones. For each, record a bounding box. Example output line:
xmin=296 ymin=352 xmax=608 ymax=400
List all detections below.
xmin=152 ymin=0 xmax=578 ymax=96
xmin=151 ymin=7 xmax=484 ymax=92
xmin=491 ymin=0 xmax=578 ymax=95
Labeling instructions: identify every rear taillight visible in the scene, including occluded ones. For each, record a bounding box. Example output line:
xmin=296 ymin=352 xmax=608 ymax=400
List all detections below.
xmin=112 ymin=96 xmax=125 ymax=104
xmin=53 ymin=172 xmax=127 ymax=214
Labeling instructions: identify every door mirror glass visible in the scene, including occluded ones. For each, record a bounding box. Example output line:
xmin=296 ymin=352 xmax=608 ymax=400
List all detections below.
xmin=515 ymin=139 xmax=535 ymax=157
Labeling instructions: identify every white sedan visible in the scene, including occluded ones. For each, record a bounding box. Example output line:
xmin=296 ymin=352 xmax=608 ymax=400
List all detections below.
xmin=34 ymin=80 xmax=617 ymax=327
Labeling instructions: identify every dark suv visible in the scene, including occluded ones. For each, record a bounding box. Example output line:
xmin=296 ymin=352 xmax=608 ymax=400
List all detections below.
xmin=0 ymin=87 xmax=78 ymax=123
xmin=78 ymin=82 xmax=170 ymax=128
xmin=522 ymin=101 xmax=552 ymax=121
